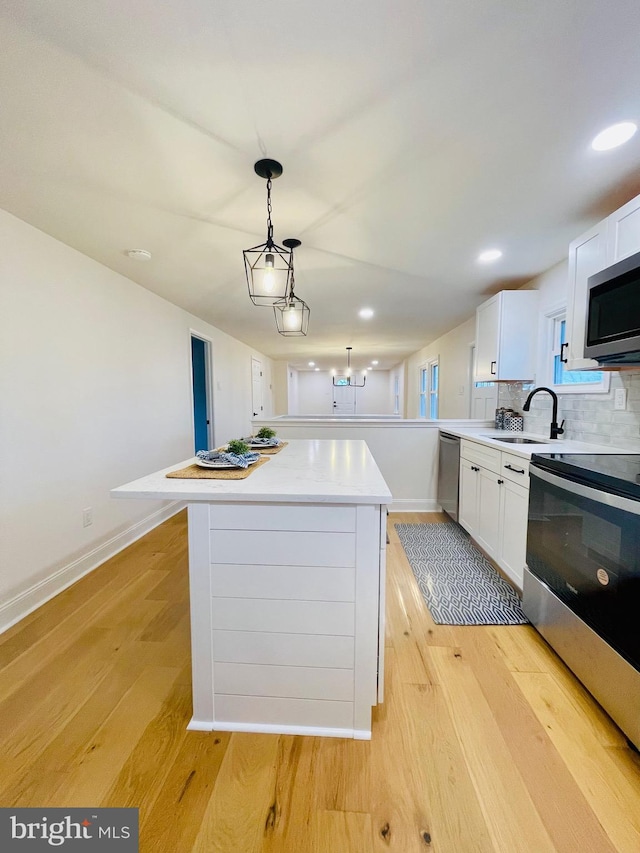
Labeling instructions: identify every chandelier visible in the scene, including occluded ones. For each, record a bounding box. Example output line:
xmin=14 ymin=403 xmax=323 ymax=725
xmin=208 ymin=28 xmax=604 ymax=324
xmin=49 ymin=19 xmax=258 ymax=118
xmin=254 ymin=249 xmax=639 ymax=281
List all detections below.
xmin=332 ymin=347 xmax=366 ymax=387
xmin=273 ymin=239 xmax=310 ymax=336
xmin=243 ymin=159 xmax=293 ymax=307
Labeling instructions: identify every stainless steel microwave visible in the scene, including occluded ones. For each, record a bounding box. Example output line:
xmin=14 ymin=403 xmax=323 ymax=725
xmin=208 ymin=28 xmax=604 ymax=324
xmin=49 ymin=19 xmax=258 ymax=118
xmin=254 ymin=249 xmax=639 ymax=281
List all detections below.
xmin=584 ymin=249 xmax=640 ymax=365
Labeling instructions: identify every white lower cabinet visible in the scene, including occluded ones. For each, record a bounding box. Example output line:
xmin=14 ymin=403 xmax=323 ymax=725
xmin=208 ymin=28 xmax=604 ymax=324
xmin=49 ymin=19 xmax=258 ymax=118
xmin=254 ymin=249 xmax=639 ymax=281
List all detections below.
xmin=459 ymin=441 xmax=530 ymax=587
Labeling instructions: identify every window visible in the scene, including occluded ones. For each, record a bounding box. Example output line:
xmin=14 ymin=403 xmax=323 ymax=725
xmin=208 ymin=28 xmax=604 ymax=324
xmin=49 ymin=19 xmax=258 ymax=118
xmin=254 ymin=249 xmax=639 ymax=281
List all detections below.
xmin=548 ymin=310 xmax=609 ymax=394
xmin=419 ymin=360 xmax=439 ymax=418
xmin=393 ymin=375 xmax=400 ymax=415
xmin=419 ymin=367 xmax=428 ymax=417
xmin=429 ymin=359 xmax=439 ymax=419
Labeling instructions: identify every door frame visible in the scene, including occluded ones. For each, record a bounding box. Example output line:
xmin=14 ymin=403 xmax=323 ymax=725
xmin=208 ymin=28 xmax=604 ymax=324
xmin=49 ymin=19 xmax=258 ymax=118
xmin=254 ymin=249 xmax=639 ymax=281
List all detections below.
xmin=189 ymin=330 xmax=214 ymax=451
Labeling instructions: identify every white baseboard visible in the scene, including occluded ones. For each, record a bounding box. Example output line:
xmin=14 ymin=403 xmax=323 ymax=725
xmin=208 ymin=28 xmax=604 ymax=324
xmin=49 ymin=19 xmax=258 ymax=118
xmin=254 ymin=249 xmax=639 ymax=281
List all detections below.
xmin=187 ymin=717 xmax=369 ymax=739
xmin=388 ymin=499 xmax=440 ymax=513
xmin=0 ymin=501 xmax=185 ymax=636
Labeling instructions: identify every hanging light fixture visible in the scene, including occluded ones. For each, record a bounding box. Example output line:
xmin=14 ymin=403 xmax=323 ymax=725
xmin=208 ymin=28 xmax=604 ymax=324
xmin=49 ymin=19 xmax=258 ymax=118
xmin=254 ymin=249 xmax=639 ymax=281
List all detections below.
xmin=274 ymin=239 xmax=310 ymax=336
xmin=243 ymin=159 xmax=293 ymax=306
xmin=332 ymin=347 xmax=366 ymax=386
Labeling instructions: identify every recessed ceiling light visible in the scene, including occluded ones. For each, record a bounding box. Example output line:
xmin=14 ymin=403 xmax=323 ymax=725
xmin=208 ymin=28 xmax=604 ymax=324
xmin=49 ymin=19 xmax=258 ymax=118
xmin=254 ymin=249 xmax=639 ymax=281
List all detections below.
xmin=477 ymin=249 xmax=502 ymax=263
xmin=125 ymin=249 xmax=152 ymax=261
xmin=308 ymin=361 xmax=315 ymax=367
xmin=591 ymin=122 xmax=637 ymax=151
xmin=359 ymin=308 xmax=374 ymax=319
xmin=371 ymin=360 xmax=379 ymax=365
xmin=314 ymin=367 xmax=320 ymax=372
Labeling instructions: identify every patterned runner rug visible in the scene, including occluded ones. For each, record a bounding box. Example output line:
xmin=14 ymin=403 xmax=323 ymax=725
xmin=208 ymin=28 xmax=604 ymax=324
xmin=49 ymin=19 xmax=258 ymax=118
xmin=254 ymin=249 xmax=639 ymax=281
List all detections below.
xmin=395 ymin=522 xmax=528 ymax=625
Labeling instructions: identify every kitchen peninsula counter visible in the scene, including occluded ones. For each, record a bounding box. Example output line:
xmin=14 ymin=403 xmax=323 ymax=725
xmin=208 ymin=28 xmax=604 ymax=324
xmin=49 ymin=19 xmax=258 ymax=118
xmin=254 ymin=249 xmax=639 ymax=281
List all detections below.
xmin=112 ymin=439 xmax=391 ymax=739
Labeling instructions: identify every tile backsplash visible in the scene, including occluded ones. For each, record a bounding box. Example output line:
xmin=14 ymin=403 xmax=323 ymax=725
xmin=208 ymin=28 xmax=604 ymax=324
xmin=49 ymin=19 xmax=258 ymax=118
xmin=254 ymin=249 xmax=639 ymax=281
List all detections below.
xmin=497 ymin=371 xmax=640 ymax=450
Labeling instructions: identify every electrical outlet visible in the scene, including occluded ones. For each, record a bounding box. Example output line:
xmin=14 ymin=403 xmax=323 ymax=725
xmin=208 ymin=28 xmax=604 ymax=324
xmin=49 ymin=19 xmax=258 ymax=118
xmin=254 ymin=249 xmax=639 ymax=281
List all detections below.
xmin=614 ymin=388 xmax=627 ymax=410
xmin=82 ymin=507 xmax=93 ymax=528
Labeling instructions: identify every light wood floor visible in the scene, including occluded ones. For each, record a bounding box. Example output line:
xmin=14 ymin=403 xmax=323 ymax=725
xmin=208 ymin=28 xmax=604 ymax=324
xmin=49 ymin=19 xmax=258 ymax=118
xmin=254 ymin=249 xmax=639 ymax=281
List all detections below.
xmin=1 ymin=511 xmax=640 ymax=852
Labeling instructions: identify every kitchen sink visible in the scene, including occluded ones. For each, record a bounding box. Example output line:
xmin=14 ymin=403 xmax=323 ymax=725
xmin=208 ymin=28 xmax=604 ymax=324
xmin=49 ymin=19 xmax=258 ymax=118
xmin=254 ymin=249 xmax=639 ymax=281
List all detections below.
xmin=482 ymin=436 xmax=542 ymax=444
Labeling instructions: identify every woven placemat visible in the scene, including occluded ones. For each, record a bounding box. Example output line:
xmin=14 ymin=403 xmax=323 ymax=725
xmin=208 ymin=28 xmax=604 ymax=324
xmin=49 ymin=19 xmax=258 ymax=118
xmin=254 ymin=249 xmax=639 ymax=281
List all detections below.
xmin=253 ymin=441 xmax=288 ymax=455
xmin=166 ymin=456 xmax=271 ymax=480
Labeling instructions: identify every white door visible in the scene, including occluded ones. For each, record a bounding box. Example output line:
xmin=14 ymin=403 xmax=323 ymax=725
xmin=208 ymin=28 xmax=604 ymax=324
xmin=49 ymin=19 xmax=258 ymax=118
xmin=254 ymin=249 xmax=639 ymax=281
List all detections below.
xmin=251 ymin=357 xmax=263 ymax=419
xmin=332 ymin=383 xmax=356 ymax=414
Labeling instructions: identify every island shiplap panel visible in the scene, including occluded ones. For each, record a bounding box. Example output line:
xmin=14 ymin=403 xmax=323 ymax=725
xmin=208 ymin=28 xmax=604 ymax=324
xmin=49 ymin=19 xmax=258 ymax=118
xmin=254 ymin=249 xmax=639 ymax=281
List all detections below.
xmin=211 ymin=563 xmax=356 ymax=602
xmin=210 ymin=530 xmax=356 ymax=568
xmin=211 ymin=598 xmax=355 ymax=636
xmin=212 ymin=630 xmax=355 ymax=668
xmin=213 ymin=662 xmax=354 ymax=701
xmin=214 ymin=695 xmax=354 ymax=732
xmin=209 ymin=503 xmax=356 ymax=532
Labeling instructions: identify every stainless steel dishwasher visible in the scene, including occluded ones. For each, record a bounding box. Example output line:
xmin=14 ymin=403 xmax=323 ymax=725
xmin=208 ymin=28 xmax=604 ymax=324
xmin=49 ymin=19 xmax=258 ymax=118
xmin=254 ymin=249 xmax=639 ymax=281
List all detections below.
xmin=437 ymin=432 xmax=460 ymax=521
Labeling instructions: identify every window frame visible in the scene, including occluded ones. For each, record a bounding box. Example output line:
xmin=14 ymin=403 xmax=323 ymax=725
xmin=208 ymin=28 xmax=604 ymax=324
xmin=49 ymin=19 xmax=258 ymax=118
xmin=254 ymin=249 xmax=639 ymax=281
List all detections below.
xmin=544 ymin=306 xmax=610 ymax=394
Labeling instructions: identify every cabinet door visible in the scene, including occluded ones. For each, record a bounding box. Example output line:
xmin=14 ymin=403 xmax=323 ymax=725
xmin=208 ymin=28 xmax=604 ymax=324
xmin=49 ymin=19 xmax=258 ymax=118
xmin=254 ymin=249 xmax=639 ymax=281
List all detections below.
xmin=475 ymin=468 xmax=500 ymax=559
xmin=498 ymin=478 xmax=529 ymax=588
xmin=607 ymin=193 xmax=640 ymax=264
xmin=565 ymin=221 xmax=608 ymax=370
xmin=475 ymin=296 xmax=499 ymax=381
xmin=459 ymin=458 xmax=479 ymax=536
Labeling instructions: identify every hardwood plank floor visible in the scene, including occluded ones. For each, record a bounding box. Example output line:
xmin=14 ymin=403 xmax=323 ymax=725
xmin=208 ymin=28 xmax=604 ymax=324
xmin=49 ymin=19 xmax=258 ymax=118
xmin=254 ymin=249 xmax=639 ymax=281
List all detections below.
xmin=1 ymin=509 xmax=640 ymax=852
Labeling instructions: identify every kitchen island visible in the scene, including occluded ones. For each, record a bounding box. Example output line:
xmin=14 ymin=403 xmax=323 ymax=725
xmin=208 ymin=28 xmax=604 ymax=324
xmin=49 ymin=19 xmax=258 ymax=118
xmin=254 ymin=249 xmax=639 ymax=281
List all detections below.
xmin=111 ymin=439 xmax=391 ymax=739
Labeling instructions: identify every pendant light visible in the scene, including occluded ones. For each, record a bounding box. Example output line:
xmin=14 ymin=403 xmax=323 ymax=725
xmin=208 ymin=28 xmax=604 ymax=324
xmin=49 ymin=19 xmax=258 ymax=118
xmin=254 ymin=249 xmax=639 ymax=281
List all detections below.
xmin=274 ymin=239 xmax=310 ymax=336
xmin=332 ymin=347 xmax=366 ymax=386
xmin=243 ymin=159 xmax=293 ymax=306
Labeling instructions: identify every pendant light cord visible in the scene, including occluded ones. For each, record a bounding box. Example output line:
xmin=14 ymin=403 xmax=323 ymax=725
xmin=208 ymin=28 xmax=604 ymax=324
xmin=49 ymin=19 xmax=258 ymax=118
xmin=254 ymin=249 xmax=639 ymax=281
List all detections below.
xmin=266 ymin=176 xmax=274 ymax=245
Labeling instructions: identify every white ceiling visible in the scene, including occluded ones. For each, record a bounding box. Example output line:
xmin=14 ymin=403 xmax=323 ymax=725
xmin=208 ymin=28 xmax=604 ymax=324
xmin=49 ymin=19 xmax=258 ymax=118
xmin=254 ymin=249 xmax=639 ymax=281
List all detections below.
xmin=2 ymin=1 xmax=640 ymax=372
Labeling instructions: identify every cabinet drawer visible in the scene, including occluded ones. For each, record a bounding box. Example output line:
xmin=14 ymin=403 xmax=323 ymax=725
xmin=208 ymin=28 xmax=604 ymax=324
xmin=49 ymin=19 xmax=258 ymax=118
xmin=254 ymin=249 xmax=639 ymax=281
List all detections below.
xmin=211 ymin=563 xmax=355 ymax=602
xmin=211 ymin=597 xmax=355 ymax=635
xmin=209 ymin=503 xmax=356 ymax=532
xmin=213 ymin=662 xmax=354 ymax=701
xmin=460 ymin=439 xmax=501 ymax=473
xmin=500 ymin=452 xmax=530 ymax=486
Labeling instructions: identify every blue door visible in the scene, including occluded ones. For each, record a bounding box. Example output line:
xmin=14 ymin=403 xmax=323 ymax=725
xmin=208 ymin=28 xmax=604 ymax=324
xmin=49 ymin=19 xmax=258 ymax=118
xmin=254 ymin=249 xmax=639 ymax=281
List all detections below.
xmin=191 ymin=336 xmax=209 ymax=452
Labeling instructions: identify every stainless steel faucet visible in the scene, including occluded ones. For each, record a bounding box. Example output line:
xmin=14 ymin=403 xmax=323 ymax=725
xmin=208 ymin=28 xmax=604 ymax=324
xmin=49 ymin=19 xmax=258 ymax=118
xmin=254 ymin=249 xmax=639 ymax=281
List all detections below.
xmin=522 ymin=386 xmax=565 ymax=439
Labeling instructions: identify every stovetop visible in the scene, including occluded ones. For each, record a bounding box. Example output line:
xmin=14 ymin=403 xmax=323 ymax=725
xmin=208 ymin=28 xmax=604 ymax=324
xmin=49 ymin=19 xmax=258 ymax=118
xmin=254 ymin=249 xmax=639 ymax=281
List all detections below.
xmin=531 ymin=453 xmax=640 ymax=501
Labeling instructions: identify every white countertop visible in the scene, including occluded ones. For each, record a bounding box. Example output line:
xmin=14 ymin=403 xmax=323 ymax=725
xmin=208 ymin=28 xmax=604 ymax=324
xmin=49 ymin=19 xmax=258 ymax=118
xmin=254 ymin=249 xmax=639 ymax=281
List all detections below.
xmin=440 ymin=426 xmax=633 ymax=459
xmin=111 ymin=439 xmax=392 ymax=505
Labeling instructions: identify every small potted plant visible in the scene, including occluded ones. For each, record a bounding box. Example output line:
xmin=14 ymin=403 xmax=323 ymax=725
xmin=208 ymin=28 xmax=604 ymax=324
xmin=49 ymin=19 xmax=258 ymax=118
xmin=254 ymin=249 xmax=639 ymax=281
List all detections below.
xmin=256 ymin=427 xmax=276 ymax=439
xmin=227 ymin=439 xmax=250 ymax=456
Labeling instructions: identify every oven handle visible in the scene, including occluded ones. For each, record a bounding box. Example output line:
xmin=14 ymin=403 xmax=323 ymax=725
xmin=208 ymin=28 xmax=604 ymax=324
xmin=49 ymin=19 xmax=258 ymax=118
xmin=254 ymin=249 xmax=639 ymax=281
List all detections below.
xmin=530 ymin=464 xmax=640 ymax=516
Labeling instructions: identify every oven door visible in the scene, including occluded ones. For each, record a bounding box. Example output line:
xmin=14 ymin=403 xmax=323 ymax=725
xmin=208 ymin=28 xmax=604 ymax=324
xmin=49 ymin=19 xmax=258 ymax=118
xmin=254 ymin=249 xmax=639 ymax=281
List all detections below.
xmin=527 ymin=464 xmax=640 ymax=668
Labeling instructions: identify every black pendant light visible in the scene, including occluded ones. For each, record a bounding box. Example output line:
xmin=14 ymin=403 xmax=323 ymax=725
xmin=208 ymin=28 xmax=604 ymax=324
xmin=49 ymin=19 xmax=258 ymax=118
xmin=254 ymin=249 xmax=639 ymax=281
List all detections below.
xmin=274 ymin=239 xmax=310 ymax=336
xmin=243 ymin=159 xmax=293 ymax=307
xmin=333 ymin=347 xmax=366 ymax=386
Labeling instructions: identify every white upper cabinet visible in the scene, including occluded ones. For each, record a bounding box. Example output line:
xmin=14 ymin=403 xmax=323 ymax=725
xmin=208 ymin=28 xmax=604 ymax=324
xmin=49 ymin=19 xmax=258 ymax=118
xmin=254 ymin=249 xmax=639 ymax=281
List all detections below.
xmin=565 ymin=221 xmax=608 ymax=370
xmin=474 ymin=290 xmax=539 ymax=382
xmin=565 ymin=190 xmax=640 ymax=371
xmin=606 ymin=193 xmax=640 ymax=264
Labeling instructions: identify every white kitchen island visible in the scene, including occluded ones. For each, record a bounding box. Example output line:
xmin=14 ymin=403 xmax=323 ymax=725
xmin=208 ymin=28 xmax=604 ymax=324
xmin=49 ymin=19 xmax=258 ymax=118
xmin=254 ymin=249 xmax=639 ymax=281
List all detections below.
xmin=111 ymin=439 xmax=391 ymax=739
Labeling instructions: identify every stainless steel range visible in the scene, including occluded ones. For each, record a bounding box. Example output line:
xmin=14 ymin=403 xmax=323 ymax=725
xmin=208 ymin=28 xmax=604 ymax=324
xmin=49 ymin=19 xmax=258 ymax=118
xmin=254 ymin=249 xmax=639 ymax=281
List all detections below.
xmin=524 ymin=452 xmax=640 ymax=750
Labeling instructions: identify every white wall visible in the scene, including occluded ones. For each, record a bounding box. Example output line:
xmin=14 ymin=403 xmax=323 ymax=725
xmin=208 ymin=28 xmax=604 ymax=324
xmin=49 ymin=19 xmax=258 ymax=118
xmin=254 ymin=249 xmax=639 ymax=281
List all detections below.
xmin=404 ymin=317 xmax=475 ymax=418
xmin=0 ymin=209 xmax=274 ymax=630
xmin=295 ymin=370 xmax=394 ymax=415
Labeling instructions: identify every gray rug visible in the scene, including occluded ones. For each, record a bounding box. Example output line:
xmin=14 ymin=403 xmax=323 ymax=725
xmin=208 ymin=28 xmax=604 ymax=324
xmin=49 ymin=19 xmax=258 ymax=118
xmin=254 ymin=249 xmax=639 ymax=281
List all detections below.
xmin=395 ymin=522 xmax=528 ymax=625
